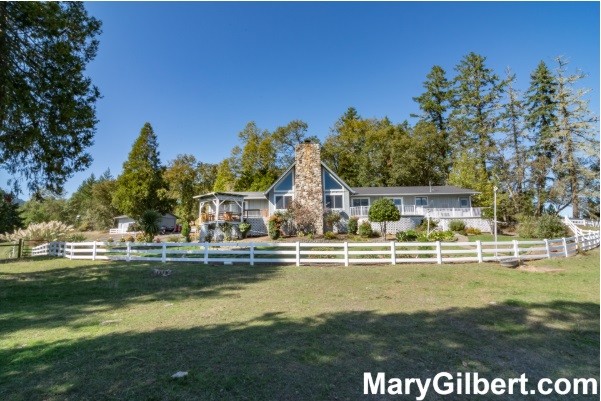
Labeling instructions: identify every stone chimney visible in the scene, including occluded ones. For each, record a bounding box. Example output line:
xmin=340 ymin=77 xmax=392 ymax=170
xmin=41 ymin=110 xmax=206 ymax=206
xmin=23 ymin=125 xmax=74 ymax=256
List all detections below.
xmin=294 ymin=141 xmax=324 ymax=234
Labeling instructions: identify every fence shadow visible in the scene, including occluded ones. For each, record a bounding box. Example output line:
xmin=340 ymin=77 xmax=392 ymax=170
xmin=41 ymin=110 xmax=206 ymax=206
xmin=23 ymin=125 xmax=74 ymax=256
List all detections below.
xmin=0 ymin=260 xmax=281 ymax=336
xmin=1 ymin=301 xmax=598 ymax=401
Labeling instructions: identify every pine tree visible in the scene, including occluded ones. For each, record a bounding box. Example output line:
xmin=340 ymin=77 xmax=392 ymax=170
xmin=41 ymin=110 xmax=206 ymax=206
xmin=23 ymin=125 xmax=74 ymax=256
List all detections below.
xmin=112 ymin=123 xmax=172 ymax=219
xmin=549 ymin=57 xmax=599 ymax=217
xmin=451 ymin=53 xmax=505 ymax=178
xmin=524 ymin=61 xmax=558 ymax=216
xmin=412 ymin=65 xmax=453 ymax=174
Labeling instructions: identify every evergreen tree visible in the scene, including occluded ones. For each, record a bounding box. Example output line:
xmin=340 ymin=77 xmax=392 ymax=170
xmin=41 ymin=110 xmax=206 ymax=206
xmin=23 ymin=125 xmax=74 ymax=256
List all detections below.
xmin=549 ymin=57 xmax=600 ymax=217
xmin=451 ymin=53 xmax=505 ymax=178
xmin=164 ymin=154 xmax=203 ymax=222
xmin=524 ymin=61 xmax=558 ymax=216
xmin=0 ymin=2 xmax=102 ymax=193
xmin=213 ymin=159 xmax=236 ymax=192
xmin=0 ymin=190 xmax=23 ymax=234
xmin=412 ymin=65 xmax=454 ymax=174
xmin=112 ymin=123 xmax=172 ymax=220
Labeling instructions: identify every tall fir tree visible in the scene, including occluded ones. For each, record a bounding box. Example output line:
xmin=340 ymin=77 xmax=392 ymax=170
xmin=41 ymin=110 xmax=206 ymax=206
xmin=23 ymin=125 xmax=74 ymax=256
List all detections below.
xmin=412 ymin=65 xmax=454 ymax=175
xmin=451 ymin=53 xmax=505 ymax=178
xmin=524 ymin=61 xmax=558 ymax=216
xmin=112 ymin=123 xmax=172 ymax=220
xmin=549 ymin=57 xmax=599 ymax=217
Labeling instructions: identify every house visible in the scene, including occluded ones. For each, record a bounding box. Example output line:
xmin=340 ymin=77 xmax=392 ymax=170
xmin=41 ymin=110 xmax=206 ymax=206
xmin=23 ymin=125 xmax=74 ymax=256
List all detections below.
xmin=194 ymin=142 xmax=491 ymax=238
xmin=111 ymin=213 xmax=178 ymax=234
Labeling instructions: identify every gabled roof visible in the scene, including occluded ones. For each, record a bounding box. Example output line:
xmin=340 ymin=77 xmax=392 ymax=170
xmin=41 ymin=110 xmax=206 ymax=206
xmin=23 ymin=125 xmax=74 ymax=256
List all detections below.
xmin=351 ymin=185 xmax=479 ymax=196
xmin=263 ymin=162 xmax=356 ymax=195
xmin=193 ymin=192 xmax=247 ymax=201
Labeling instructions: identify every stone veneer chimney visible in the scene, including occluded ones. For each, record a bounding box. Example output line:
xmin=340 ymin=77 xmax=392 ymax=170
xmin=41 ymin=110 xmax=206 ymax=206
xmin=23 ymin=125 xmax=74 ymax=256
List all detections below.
xmin=294 ymin=141 xmax=324 ymax=235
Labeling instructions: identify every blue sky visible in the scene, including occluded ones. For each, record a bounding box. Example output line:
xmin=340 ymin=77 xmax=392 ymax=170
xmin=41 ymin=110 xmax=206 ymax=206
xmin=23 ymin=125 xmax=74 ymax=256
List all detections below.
xmin=7 ymin=2 xmax=600 ymax=197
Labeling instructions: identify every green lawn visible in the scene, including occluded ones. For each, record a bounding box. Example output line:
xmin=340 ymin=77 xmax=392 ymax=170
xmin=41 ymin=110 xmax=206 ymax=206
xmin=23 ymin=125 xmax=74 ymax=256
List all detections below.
xmin=0 ymin=251 xmax=599 ymax=400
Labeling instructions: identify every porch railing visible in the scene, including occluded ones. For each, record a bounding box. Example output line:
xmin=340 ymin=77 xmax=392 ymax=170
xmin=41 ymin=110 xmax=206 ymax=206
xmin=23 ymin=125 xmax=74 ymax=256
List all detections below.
xmin=349 ymin=206 xmax=482 ymax=218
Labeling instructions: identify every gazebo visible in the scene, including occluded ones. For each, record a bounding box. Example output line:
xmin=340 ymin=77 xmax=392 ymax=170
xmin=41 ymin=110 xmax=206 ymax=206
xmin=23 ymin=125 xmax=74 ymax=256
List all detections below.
xmin=193 ymin=192 xmax=246 ymax=240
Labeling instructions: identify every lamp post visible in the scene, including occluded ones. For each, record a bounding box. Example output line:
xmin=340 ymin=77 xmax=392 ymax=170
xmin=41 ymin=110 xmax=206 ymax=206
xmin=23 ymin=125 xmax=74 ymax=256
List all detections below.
xmin=493 ymin=186 xmax=498 ymax=256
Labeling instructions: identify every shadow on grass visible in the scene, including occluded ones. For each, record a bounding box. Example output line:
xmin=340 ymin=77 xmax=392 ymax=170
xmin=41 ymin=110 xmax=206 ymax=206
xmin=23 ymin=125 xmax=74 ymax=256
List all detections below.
xmin=0 ymin=301 xmax=598 ymax=401
xmin=0 ymin=260 xmax=281 ymax=335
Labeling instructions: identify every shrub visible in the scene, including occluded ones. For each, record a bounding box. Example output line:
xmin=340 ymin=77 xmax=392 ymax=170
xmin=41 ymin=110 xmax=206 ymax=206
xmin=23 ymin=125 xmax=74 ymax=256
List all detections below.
xmin=417 ymin=218 xmax=438 ymax=232
xmin=449 ymin=220 xmax=466 ymax=232
xmin=139 ymin=210 xmax=161 ymax=240
xmin=166 ymin=235 xmax=180 ymax=242
xmin=464 ymin=227 xmax=482 ymax=235
xmin=154 ymin=237 xmax=162 ymax=243
xmin=358 ymin=221 xmax=373 ymax=238
xmin=65 ymin=233 xmax=87 ymax=242
xmin=428 ymin=230 xmax=455 ymax=241
xmin=536 ymin=215 xmax=568 ymax=238
xmin=220 ymin=221 xmax=232 ymax=241
xmin=238 ymin=222 xmax=251 ymax=239
xmin=121 ymin=235 xmax=135 ymax=243
xmin=348 ymin=217 xmax=359 ymax=235
xmin=181 ymin=221 xmax=191 ymax=242
xmin=516 ymin=216 xmax=537 ymax=238
xmin=324 ymin=210 xmax=342 ymax=232
xmin=135 ymin=232 xmax=147 ymax=242
xmin=268 ymin=213 xmax=285 ymax=240
xmin=368 ymin=199 xmax=401 ymax=238
xmin=396 ymin=230 xmax=418 ymax=242
xmin=324 ymin=231 xmax=337 ymax=240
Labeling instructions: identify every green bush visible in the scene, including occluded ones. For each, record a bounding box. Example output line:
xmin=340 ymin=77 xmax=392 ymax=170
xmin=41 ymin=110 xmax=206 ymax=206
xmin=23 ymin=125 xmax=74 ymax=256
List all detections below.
xmin=396 ymin=230 xmax=418 ymax=242
xmin=181 ymin=221 xmax=191 ymax=242
xmin=358 ymin=221 xmax=373 ymax=238
xmin=65 ymin=233 xmax=87 ymax=242
xmin=348 ymin=217 xmax=359 ymax=235
xmin=238 ymin=222 xmax=251 ymax=239
xmin=536 ymin=215 xmax=567 ymax=238
xmin=324 ymin=231 xmax=337 ymax=240
xmin=449 ymin=220 xmax=466 ymax=232
xmin=324 ymin=210 xmax=342 ymax=232
xmin=516 ymin=216 xmax=537 ymax=238
xmin=465 ymin=227 xmax=482 ymax=235
xmin=268 ymin=213 xmax=284 ymax=240
xmin=428 ymin=230 xmax=455 ymax=241
xmin=139 ymin=210 xmax=161 ymax=240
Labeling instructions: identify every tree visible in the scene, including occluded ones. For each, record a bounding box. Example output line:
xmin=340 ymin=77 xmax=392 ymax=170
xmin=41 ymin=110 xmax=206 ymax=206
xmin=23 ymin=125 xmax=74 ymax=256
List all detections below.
xmin=112 ymin=123 xmax=172 ymax=220
xmin=213 ymin=159 xmax=236 ymax=192
xmin=451 ymin=53 xmax=505 ymax=178
xmin=164 ymin=154 xmax=200 ymax=223
xmin=368 ymin=198 xmax=401 ymax=238
xmin=139 ymin=210 xmax=161 ymax=242
xmin=19 ymin=191 xmax=70 ymax=226
xmin=548 ymin=57 xmax=599 ymax=217
xmin=232 ymin=122 xmax=279 ymax=191
xmin=412 ymin=65 xmax=454 ymax=173
xmin=68 ymin=169 xmax=118 ymax=230
xmin=524 ymin=61 xmax=558 ymax=216
xmin=0 ymin=189 xmax=23 ymax=234
xmin=272 ymin=119 xmax=317 ymax=169
xmin=0 ymin=2 xmax=102 ymax=194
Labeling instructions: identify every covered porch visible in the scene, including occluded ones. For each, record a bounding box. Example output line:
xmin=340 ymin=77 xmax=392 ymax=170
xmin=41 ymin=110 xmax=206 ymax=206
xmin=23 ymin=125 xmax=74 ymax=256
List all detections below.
xmin=194 ymin=192 xmax=246 ymax=223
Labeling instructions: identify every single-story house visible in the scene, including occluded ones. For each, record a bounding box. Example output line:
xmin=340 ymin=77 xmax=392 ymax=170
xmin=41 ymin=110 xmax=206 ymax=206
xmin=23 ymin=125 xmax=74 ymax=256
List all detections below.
xmin=194 ymin=142 xmax=491 ymax=238
xmin=112 ymin=213 xmax=178 ymax=234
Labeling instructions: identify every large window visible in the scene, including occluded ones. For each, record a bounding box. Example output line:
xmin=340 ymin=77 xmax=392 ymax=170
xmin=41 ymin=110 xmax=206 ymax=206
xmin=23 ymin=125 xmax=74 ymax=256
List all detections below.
xmin=324 ymin=170 xmax=342 ymax=190
xmin=325 ymin=194 xmax=343 ymax=209
xmin=275 ymin=195 xmax=292 ymax=210
xmin=352 ymin=198 xmax=369 ymax=207
xmin=275 ymin=172 xmax=293 ymax=191
xmin=459 ymin=197 xmax=469 ymax=207
xmin=415 ymin=196 xmax=428 ymax=206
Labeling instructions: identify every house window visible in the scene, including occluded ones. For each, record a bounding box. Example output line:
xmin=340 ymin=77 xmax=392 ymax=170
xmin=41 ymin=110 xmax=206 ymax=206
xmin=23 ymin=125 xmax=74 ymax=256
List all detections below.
xmin=275 ymin=172 xmax=293 ymax=191
xmin=389 ymin=198 xmax=403 ymax=207
xmin=459 ymin=197 xmax=469 ymax=207
xmin=352 ymin=198 xmax=369 ymax=207
xmin=324 ymin=170 xmax=343 ymax=190
xmin=275 ymin=195 xmax=292 ymax=209
xmin=325 ymin=194 xmax=343 ymax=209
xmin=415 ymin=196 xmax=428 ymax=206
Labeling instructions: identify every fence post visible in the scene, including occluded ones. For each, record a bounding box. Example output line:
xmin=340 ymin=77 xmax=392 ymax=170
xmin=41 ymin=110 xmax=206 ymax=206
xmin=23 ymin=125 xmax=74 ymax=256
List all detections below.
xmin=512 ymin=240 xmax=519 ymax=259
xmin=70 ymin=243 xmax=75 ymax=260
xmin=203 ymin=242 xmax=209 ymax=264
xmin=476 ymin=240 xmax=483 ymax=263
xmin=544 ymin=239 xmax=551 ymax=258
xmin=390 ymin=241 xmax=396 ymax=265
xmin=562 ymin=238 xmax=569 ymax=257
xmin=17 ymin=239 xmax=23 ymax=259
xmin=344 ymin=242 xmax=349 ymax=267
xmin=92 ymin=241 xmax=97 ymax=261
xmin=250 ymin=242 xmax=254 ymax=266
xmin=436 ymin=241 xmax=442 ymax=264
xmin=295 ymin=241 xmax=300 ymax=267
xmin=575 ymin=234 xmax=580 ymax=253
xmin=161 ymin=242 xmax=167 ymax=263
xmin=126 ymin=242 xmax=131 ymax=262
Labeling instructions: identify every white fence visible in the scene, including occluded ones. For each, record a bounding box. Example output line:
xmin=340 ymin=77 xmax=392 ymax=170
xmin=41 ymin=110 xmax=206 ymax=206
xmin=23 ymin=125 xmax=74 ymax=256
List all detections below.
xmin=27 ymin=231 xmax=599 ymax=265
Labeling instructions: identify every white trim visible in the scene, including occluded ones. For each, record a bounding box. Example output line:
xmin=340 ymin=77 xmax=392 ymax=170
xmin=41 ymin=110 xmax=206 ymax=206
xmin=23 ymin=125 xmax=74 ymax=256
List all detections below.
xmin=351 ymin=197 xmax=370 ymax=207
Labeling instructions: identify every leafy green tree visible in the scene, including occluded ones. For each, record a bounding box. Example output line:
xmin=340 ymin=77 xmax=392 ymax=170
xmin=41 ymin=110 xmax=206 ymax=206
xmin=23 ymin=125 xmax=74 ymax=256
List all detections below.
xmin=272 ymin=120 xmax=318 ymax=169
xmin=525 ymin=61 xmax=558 ymax=216
xmin=232 ymin=122 xmax=279 ymax=191
xmin=88 ymin=173 xmax=119 ymax=230
xmin=368 ymin=198 xmax=401 ymax=238
xmin=112 ymin=123 xmax=172 ymax=220
xmin=0 ymin=2 xmax=101 ymax=193
xmin=19 ymin=192 xmax=70 ymax=226
xmin=0 ymin=190 xmax=23 ymax=234
xmin=213 ymin=159 xmax=236 ymax=192
xmin=164 ymin=154 xmax=201 ymax=222
xmin=451 ymin=53 xmax=505 ymax=178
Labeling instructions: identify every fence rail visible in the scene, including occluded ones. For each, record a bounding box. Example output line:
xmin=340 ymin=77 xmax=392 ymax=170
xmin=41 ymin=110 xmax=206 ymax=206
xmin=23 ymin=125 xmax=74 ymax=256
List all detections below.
xmin=25 ymin=231 xmax=600 ymax=266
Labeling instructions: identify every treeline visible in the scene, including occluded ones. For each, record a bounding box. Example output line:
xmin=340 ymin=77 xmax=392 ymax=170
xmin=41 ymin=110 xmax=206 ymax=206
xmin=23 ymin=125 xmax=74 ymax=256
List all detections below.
xmin=2 ymin=52 xmax=598 ymax=234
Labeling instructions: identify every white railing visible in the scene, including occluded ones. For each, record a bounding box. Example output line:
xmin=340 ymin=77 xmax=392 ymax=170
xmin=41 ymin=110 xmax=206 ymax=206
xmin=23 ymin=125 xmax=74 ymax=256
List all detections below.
xmin=109 ymin=228 xmax=127 ymax=234
xmin=44 ymin=231 xmax=599 ymax=265
xmin=568 ymin=218 xmax=599 ymax=228
xmin=349 ymin=206 xmax=481 ymax=218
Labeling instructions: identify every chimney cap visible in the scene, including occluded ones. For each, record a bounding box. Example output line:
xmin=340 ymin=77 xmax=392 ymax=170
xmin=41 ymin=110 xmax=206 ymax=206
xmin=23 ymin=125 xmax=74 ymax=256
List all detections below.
xmin=303 ymin=139 xmax=312 ymax=144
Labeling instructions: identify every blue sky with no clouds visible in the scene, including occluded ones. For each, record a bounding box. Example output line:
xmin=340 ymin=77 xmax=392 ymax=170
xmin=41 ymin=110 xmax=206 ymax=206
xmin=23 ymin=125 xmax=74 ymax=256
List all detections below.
xmin=5 ymin=2 xmax=600 ymax=196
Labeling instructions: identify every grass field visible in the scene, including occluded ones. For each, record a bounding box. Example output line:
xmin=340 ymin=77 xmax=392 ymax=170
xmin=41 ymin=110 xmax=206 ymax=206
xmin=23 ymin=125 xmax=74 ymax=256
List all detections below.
xmin=0 ymin=250 xmax=599 ymax=400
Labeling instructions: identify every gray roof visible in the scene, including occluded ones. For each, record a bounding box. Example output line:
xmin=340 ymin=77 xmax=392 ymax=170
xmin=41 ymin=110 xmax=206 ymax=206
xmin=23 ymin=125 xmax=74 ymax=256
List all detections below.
xmin=230 ymin=191 xmax=266 ymax=200
xmin=351 ymin=185 xmax=479 ymax=196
